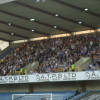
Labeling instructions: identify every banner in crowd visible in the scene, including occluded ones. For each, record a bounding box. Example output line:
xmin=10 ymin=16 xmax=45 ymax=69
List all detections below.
xmin=0 ymin=71 xmax=100 ymax=84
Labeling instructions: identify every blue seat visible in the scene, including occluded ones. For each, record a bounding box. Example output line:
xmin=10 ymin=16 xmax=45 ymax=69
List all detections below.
xmin=0 ymin=91 xmax=86 ymax=100
xmin=0 ymin=48 xmax=14 ymax=59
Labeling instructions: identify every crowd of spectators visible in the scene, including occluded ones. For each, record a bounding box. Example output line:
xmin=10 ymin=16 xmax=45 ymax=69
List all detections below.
xmin=0 ymin=33 xmax=100 ymax=76
xmin=89 ymin=53 xmax=100 ymax=70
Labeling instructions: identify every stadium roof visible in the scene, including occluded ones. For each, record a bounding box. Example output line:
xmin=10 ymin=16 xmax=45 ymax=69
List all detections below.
xmin=0 ymin=0 xmax=100 ymax=42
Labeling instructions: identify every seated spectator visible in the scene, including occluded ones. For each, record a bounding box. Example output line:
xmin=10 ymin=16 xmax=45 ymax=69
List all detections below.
xmin=74 ymin=88 xmax=81 ymax=96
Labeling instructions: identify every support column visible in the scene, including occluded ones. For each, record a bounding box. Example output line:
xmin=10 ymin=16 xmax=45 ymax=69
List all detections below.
xmin=29 ymin=83 xmax=34 ymax=93
xmin=80 ymin=81 xmax=87 ymax=92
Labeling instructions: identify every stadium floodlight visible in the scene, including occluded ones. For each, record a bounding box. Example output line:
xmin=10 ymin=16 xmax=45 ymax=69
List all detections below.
xmin=12 ymin=93 xmax=53 ymax=100
xmin=54 ymin=25 xmax=57 ymax=28
xmin=35 ymin=0 xmax=46 ymax=2
xmin=55 ymin=14 xmax=59 ymax=17
xmin=31 ymin=29 xmax=35 ymax=32
xmin=84 ymin=8 xmax=88 ymax=11
xmin=78 ymin=21 xmax=82 ymax=24
xmin=30 ymin=18 xmax=35 ymax=21
xmin=35 ymin=0 xmax=40 ymax=2
xmin=8 ymin=22 xmax=11 ymax=26
xmin=11 ymin=33 xmax=14 ymax=35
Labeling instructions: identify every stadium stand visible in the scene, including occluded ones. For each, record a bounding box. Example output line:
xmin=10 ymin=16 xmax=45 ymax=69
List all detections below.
xmin=0 ymin=48 xmax=14 ymax=59
xmin=1 ymin=90 xmax=100 ymax=100
xmin=81 ymin=94 xmax=100 ymax=100
xmin=0 ymin=33 xmax=100 ymax=76
xmin=0 ymin=91 xmax=85 ymax=100
xmin=77 ymin=91 xmax=100 ymax=100
xmin=0 ymin=0 xmax=100 ymax=100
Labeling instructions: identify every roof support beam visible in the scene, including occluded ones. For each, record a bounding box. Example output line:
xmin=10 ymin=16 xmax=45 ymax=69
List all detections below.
xmin=35 ymin=30 xmax=50 ymax=36
xmin=0 ymin=20 xmax=30 ymax=31
xmin=0 ymin=37 xmax=11 ymax=42
xmin=0 ymin=20 xmax=50 ymax=36
xmin=0 ymin=9 xmax=72 ymax=34
xmin=35 ymin=20 xmax=72 ymax=33
xmin=0 ymin=10 xmax=50 ymax=36
xmin=0 ymin=10 xmax=73 ymax=35
xmin=52 ymin=0 xmax=100 ymax=18
xmin=14 ymin=1 xmax=97 ymax=29
xmin=0 ymin=29 xmax=28 ymax=39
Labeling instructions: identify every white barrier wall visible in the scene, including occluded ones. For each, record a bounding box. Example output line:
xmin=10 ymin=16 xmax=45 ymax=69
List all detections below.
xmin=0 ymin=71 xmax=100 ymax=84
xmin=0 ymin=71 xmax=100 ymax=93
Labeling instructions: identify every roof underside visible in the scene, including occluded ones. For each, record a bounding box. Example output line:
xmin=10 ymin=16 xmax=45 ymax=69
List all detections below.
xmin=0 ymin=0 xmax=100 ymax=42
